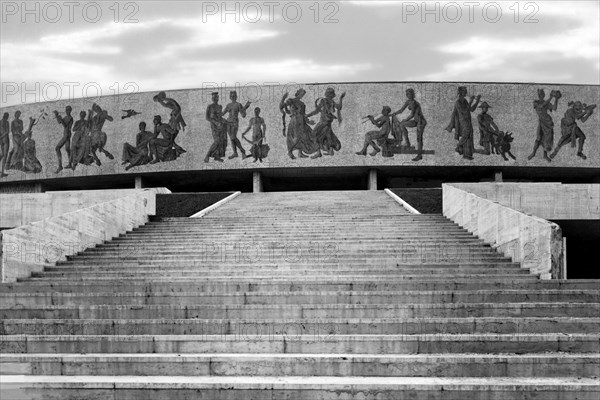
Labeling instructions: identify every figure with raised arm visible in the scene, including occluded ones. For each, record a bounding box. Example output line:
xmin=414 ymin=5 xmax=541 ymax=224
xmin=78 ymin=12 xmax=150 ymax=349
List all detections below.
xmin=550 ymin=101 xmax=596 ymax=160
xmin=445 ymin=86 xmax=480 ymax=160
xmin=391 ymin=88 xmax=427 ymax=161
xmin=149 ymin=115 xmax=186 ymax=164
xmin=356 ymin=106 xmax=393 ymax=157
xmin=221 ymin=90 xmax=251 ymax=160
xmin=527 ymin=89 xmax=561 ymax=162
xmin=307 ymin=87 xmax=345 ymax=158
xmin=53 ymin=105 xmax=74 ymax=172
xmin=70 ymin=110 xmax=94 ymax=169
xmin=153 ymin=91 xmax=186 ymax=137
xmin=89 ymin=103 xmax=114 ymax=165
xmin=21 ymin=116 xmax=43 ymax=173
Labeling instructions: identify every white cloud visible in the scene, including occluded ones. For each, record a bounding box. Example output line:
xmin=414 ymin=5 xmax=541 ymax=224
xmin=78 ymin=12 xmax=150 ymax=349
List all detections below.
xmin=146 ymin=18 xmax=281 ymax=60
xmin=1 ymin=0 xmax=598 ymax=107
xmin=344 ymin=1 xmax=403 ymax=6
xmin=133 ymin=59 xmax=373 ymax=90
xmin=422 ymin=1 xmax=599 ymax=82
xmin=0 ymin=17 xmax=283 ymax=106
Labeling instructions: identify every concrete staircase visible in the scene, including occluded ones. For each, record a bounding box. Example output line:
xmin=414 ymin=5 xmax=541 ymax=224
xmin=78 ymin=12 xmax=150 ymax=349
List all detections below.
xmin=1 ymin=190 xmax=598 ymax=399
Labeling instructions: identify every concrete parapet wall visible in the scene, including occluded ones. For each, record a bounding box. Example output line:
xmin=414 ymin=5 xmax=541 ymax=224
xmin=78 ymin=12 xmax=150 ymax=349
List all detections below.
xmin=443 ymin=184 xmax=563 ymax=279
xmin=0 ymin=188 xmax=170 ymax=282
xmin=1 ymin=189 xmax=152 ymax=227
xmin=447 ymin=183 xmax=600 ymax=220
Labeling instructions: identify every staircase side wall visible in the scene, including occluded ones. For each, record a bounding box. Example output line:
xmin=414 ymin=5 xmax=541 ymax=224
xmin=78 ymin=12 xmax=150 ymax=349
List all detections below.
xmin=0 ymin=188 xmax=170 ymax=283
xmin=443 ymin=183 xmax=600 ymax=220
xmin=1 ymin=189 xmax=152 ymax=227
xmin=443 ymin=183 xmax=563 ymax=279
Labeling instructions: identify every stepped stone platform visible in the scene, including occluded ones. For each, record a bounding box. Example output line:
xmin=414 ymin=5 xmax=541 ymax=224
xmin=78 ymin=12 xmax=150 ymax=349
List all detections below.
xmin=1 ymin=190 xmax=599 ymax=399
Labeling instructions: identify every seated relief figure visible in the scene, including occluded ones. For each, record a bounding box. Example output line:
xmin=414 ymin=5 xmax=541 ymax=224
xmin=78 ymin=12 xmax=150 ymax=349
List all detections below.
xmin=356 ymin=106 xmax=393 ymax=157
xmin=391 ymin=88 xmax=427 ymax=161
xmin=121 ymin=121 xmax=155 ymax=170
xmin=149 ymin=115 xmax=186 ymax=164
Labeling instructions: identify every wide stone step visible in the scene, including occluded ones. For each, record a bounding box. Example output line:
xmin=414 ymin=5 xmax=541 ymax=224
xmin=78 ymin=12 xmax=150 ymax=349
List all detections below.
xmin=2 ymin=317 xmax=598 ymax=335
xmin=3 ymin=375 xmax=599 ymax=400
xmin=7 ymin=278 xmax=596 ymax=294
xmin=71 ymin=249 xmax=503 ymax=258
xmin=39 ymin=267 xmax=526 ymax=277
xmin=50 ymin=260 xmax=515 ymax=270
xmin=63 ymin=254 xmax=509 ymax=262
xmin=67 ymin=251 xmax=508 ymax=260
xmin=86 ymin=244 xmax=493 ymax=254
xmin=138 ymin=216 xmax=457 ymax=222
xmin=113 ymin=235 xmax=479 ymax=242
xmin=42 ymin=268 xmax=527 ymax=277
xmin=147 ymin=218 xmax=452 ymax=225
xmin=121 ymin=229 xmax=473 ymax=236
xmin=131 ymin=224 xmax=463 ymax=231
xmin=101 ymin=236 xmax=487 ymax=243
xmin=40 ymin=259 xmax=522 ymax=267
xmin=135 ymin=224 xmax=460 ymax=229
xmin=18 ymin=273 xmax=538 ymax=293
xmin=142 ymin=216 xmax=452 ymax=221
xmin=83 ymin=243 xmax=496 ymax=253
xmin=3 ymin=303 xmax=598 ymax=319
xmin=54 ymin=262 xmax=514 ymax=271
xmin=2 ymin=353 xmax=598 ymax=378
xmin=3 ymin=334 xmax=599 ymax=354
xmin=58 ymin=256 xmax=514 ymax=266
xmin=123 ymin=225 xmax=473 ymax=231
xmin=159 ymin=216 xmax=449 ymax=222
xmin=106 ymin=237 xmax=482 ymax=244
xmin=78 ymin=241 xmax=493 ymax=248
xmin=141 ymin=214 xmax=448 ymax=218
xmin=22 ymin=274 xmax=537 ymax=285
xmin=134 ymin=219 xmax=458 ymax=223
xmin=2 ymin=290 xmax=597 ymax=306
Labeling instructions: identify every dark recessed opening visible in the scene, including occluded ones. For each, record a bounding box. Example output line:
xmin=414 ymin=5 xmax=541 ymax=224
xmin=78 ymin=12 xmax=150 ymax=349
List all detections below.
xmin=552 ymin=220 xmax=600 ymax=279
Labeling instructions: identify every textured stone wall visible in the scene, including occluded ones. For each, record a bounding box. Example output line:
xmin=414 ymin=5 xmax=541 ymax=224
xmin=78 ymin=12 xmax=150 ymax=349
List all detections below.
xmin=0 ymin=82 xmax=598 ymax=184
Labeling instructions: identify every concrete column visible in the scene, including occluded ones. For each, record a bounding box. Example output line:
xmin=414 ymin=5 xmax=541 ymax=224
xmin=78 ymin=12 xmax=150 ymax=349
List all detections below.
xmin=134 ymin=176 xmax=145 ymax=189
xmin=368 ymin=169 xmax=378 ymax=191
xmin=494 ymin=171 xmax=503 ymax=182
xmin=253 ymin=171 xmax=263 ymax=193
xmin=562 ymin=237 xmax=567 ymax=280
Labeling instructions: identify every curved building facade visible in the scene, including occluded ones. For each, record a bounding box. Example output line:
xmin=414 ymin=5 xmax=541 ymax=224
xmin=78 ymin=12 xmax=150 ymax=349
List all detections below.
xmin=0 ymin=81 xmax=598 ymax=191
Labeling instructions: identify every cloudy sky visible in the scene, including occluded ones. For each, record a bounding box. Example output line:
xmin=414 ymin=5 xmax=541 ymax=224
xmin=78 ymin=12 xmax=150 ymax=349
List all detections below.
xmin=1 ymin=0 xmax=598 ymax=106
